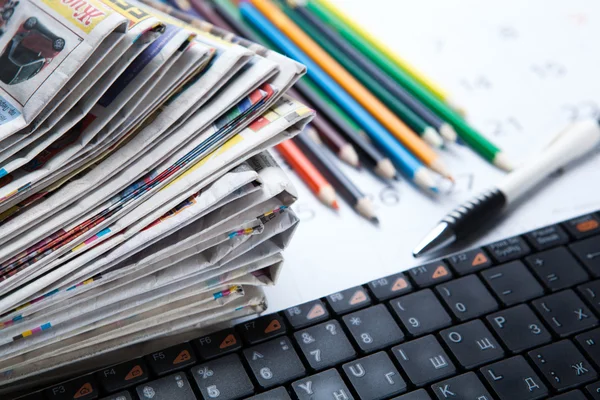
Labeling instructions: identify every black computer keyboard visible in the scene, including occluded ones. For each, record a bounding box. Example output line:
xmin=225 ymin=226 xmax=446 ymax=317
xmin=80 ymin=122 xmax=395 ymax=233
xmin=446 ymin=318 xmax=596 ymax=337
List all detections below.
xmin=14 ymin=211 xmax=600 ymax=400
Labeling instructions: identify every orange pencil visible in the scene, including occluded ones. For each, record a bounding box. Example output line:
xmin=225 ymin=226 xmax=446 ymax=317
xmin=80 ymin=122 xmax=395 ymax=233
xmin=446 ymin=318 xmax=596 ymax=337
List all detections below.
xmin=248 ymin=0 xmax=451 ymax=179
xmin=276 ymin=140 xmax=339 ymax=209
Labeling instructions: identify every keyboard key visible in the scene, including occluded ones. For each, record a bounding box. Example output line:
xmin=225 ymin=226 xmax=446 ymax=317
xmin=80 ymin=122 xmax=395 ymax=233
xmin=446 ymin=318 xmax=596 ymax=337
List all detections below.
xmin=586 ymin=381 xmax=600 ymax=399
xmin=525 ymin=247 xmax=589 ymax=291
xmin=526 ymin=224 xmax=570 ymax=251
xmin=408 ymin=261 xmax=453 ymax=288
xmin=440 ymin=319 xmax=504 ymax=368
xmin=367 ymin=272 xmax=412 ymax=301
xmin=294 ymin=319 xmax=355 ymax=370
xmin=145 ymin=343 xmax=196 ymax=376
xmin=550 ymin=390 xmax=587 ymax=399
xmin=392 ymin=335 xmax=456 ymax=386
xmin=487 ymin=304 xmax=552 ymax=353
xmin=326 ymin=285 xmax=372 ymax=315
xmin=292 ymin=369 xmax=354 ymax=400
xmin=389 ymin=289 xmax=452 ymax=336
xmin=391 ymin=389 xmax=432 ymax=399
xmin=435 ymin=275 xmax=498 ymax=321
xmin=284 ymin=299 xmax=329 ymax=329
xmin=481 ymin=261 xmax=545 ymax=306
xmin=136 ymin=373 xmax=196 ymax=400
xmin=194 ymin=328 xmax=241 ymax=360
xmin=532 ymin=289 xmax=599 ymax=337
xmin=46 ymin=375 xmax=99 ymax=400
xmin=342 ymin=352 xmax=407 ymax=400
xmin=190 ymin=354 xmax=254 ymax=400
xmin=575 ymin=328 xmax=600 ymax=368
xmin=528 ymin=340 xmax=598 ymax=391
xmin=486 ymin=236 xmax=531 ymax=263
xmin=446 ymin=248 xmax=492 ymax=275
xmin=99 ymin=392 xmax=132 ymax=400
xmin=243 ymin=336 xmax=305 ymax=389
xmin=97 ymin=358 xmax=149 ymax=393
xmin=480 ymin=356 xmax=548 ymax=400
xmin=563 ymin=213 xmax=600 ymax=239
xmin=342 ymin=304 xmax=404 ymax=353
xmin=237 ymin=313 xmax=286 ymax=344
xmin=570 ymin=236 xmax=600 ymax=277
xmin=246 ymin=387 xmax=292 ymax=399
xmin=431 ymin=372 xmax=493 ymax=400
xmin=578 ymin=281 xmax=600 ymax=314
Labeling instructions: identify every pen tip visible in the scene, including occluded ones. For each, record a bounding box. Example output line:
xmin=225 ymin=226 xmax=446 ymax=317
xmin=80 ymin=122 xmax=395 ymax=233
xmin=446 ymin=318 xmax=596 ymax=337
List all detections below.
xmin=412 ymin=222 xmax=456 ymax=257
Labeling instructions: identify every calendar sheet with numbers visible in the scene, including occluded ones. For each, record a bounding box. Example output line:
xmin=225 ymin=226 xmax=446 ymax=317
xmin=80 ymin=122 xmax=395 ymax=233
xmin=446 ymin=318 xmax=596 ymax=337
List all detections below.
xmin=264 ymin=0 xmax=600 ymax=311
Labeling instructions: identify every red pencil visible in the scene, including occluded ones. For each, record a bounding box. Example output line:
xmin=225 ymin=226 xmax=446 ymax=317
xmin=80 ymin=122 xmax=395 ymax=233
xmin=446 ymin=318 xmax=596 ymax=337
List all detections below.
xmin=276 ymin=140 xmax=339 ymax=209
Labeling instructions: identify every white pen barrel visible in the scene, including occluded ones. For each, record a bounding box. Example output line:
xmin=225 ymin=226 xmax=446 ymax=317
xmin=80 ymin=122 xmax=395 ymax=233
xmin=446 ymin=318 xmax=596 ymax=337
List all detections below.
xmin=498 ymin=119 xmax=600 ymax=203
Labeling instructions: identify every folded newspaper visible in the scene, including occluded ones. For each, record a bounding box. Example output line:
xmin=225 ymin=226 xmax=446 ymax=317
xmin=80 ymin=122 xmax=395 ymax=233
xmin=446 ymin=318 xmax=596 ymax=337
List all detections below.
xmin=0 ymin=0 xmax=312 ymax=394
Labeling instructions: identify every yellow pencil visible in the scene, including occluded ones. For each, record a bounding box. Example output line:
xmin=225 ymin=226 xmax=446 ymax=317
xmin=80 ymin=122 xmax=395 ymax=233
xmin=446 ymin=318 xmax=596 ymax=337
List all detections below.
xmin=248 ymin=0 xmax=451 ymax=179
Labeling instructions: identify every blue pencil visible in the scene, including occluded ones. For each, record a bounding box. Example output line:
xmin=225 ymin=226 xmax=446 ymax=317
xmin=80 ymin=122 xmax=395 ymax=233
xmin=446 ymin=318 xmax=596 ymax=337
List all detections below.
xmin=239 ymin=2 xmax=438 ymax=192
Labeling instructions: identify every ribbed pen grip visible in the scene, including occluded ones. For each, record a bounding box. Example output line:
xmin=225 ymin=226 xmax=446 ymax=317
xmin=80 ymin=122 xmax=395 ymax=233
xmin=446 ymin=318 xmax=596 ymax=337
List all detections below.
xmin=442 ymin=188 xmax=507 ymax=238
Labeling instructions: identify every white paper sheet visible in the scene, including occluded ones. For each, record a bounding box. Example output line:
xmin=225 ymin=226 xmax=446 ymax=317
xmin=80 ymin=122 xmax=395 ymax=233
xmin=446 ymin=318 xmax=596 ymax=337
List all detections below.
xmin=264 ymin=0 xmax=600 ymax=311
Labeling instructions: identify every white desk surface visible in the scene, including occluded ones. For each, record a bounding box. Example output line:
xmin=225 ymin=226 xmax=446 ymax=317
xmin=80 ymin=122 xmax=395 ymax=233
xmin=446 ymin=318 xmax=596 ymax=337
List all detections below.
xmin=264 ymin=0 xmax=600 ymax=311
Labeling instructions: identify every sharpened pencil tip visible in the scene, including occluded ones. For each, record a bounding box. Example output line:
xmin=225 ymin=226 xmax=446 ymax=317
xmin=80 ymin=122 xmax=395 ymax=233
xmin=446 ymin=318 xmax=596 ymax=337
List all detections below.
xmin=422 ymin=127 xmax=444 ymax=149
xmin=332 ymin=200 xmax=340 ymax=210
xmin=370 ymin=217 xmax=380 ymax=225
xmin=430 ymin=186 xmax=439 ymax=194
xmin=493 ymin=152 xmax=514 ymax=172
xmin=340 ymin=144 xmax=360 ymax=168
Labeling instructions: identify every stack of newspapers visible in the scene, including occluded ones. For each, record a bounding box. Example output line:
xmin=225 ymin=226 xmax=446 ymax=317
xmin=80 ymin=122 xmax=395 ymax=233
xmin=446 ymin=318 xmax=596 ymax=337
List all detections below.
xmin=0 ymin=0 xmax=311 ymax=392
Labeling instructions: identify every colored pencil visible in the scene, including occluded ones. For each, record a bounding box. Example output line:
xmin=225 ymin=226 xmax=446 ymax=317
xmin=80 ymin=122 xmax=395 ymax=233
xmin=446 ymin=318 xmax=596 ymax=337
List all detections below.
xmin=295 ymin=79 xmax=396 ymax=180
xmin=302 ymin=104 xmax=360 ymax=167
xmin=307 ymin=0 xmax=512 ymax=170
xmin=313 ymin=0 xmax=455 ymax=108
xmin=276 ymin=140 xmax=339 ymax=209
xmin=281 ymin=2 xmax=445 ymax=148
xmin=210 ymin=0 xmax=394 ymax=178
xmin=296 ymin=128 xmax=377 ymax=223
xmin=247 ymin=0 xmax=452 ymax=180
xmin=239 ymin=1 xmax=439 ymax=192
xmin=288 ymin=2 xmax=457 ymax=144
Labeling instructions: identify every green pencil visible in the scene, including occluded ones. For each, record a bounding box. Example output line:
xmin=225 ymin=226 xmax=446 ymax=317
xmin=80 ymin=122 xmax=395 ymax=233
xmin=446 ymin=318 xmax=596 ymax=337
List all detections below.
xmin=307 ymin=0 xmax=512 ymax=170
xmin=280 ymin=1 xmax=444 ymax=149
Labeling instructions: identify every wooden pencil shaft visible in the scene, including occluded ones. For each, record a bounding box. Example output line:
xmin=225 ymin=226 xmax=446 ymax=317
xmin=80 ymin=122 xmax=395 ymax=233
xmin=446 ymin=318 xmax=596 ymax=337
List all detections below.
xmin=294 ymin=130 xmax=364 ymax=205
